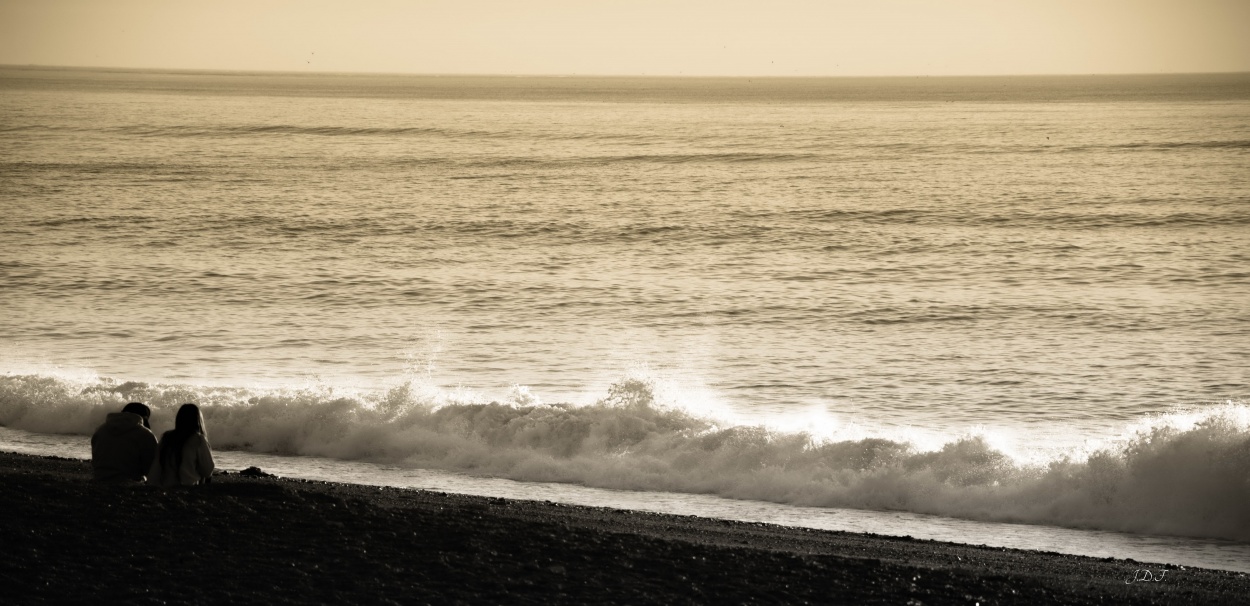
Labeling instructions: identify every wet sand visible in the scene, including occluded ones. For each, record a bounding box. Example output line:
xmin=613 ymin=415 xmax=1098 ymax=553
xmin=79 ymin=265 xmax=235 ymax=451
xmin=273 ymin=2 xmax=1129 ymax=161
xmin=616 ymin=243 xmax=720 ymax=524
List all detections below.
xmin=2 ymin=451 xmax=1246 ymax=605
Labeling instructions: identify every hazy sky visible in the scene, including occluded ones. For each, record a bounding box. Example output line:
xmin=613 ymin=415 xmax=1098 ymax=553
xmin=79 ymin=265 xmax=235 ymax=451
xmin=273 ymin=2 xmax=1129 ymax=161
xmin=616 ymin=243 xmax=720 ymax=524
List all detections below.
xmin=2 ymin=0 xmax=1247 ymax=76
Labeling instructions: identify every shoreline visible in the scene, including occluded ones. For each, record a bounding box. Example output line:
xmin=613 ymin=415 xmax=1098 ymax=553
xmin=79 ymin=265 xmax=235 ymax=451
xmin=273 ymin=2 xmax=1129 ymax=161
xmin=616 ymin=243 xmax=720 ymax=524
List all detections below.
xmin=2 ymin=451 xmax=1247 ymax=605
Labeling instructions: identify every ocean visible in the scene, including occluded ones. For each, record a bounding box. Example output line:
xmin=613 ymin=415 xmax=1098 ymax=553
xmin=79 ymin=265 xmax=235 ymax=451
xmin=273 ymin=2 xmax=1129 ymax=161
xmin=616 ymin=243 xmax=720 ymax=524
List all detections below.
xmin=2 ymin=67 xmax=1248 ymax=570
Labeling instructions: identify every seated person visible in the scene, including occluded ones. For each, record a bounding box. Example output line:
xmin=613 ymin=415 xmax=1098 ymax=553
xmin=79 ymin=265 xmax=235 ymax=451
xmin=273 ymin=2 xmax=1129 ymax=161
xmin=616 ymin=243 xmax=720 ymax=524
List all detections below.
xmin=90 ymin=402 xmax=158 ymax=482
xmin=149 ymin=403 xmax=215 ymax=486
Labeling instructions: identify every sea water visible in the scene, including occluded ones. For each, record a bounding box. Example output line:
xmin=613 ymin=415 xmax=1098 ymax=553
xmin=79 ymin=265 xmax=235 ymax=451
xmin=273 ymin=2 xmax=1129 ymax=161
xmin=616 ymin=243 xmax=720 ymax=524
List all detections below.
xmin=2 ymin=67 xmax=1248 ymax=569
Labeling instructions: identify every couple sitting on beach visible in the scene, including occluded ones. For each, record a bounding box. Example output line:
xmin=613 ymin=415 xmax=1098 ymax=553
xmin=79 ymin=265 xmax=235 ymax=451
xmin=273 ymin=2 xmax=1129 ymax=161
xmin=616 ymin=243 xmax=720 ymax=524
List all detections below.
xmin=90 ymin=402 xmax=215 ymax=486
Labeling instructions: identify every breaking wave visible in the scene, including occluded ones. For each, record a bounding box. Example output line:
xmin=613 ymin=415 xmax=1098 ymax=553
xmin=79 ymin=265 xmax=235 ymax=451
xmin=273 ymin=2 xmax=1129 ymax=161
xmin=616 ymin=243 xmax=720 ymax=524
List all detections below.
xmin=1 ymin=371 xmax=1246 ymax=542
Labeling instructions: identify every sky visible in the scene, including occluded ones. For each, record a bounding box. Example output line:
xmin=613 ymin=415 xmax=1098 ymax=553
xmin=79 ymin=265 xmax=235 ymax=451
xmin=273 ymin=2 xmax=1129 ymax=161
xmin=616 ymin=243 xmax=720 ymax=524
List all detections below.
xmin=1 ymin=0 xmax=1248 ymax=77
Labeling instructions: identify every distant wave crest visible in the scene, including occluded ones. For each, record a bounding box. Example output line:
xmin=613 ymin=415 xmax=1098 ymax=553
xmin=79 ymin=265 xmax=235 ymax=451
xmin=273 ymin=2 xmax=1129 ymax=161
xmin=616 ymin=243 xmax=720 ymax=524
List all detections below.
xmin=7 ymin=123 xmax=1249 ymax=149
xmin=0 ymin=123 xmax=663 ymax=143
xmin=1 ymin=371 xmax=1247 ymax=541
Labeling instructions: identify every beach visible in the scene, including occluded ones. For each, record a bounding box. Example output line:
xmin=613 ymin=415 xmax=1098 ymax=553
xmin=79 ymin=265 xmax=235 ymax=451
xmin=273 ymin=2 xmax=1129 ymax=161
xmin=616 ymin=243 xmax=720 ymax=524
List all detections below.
xmin=2 ymin=67 xmax=1249 ymax=602
xmin=3 ymin=452 xmax=1246 ymax=605
xmin=3 ymin=68 xmax=1248 ymax=553
xmin=3 ymin=2 xmax=1249 ymax=602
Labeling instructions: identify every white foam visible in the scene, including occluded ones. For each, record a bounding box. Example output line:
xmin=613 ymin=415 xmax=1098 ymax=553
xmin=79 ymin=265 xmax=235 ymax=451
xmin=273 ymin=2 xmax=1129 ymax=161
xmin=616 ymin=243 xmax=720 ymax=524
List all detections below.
xmin=1 ymin=370 xmax=1246 ymax=542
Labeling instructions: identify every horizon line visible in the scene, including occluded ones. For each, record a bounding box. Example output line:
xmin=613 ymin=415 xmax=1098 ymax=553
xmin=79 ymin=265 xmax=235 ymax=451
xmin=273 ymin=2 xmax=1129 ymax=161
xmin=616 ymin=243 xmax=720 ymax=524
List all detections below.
xmin=4 ymin=63 xmax=1249 ymax=80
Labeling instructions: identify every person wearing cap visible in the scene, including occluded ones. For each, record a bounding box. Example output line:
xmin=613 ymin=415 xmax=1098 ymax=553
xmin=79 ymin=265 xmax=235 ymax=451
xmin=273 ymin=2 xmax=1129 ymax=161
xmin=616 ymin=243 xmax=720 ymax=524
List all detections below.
xmin=90 ymin=402 xmax=159 ymax=482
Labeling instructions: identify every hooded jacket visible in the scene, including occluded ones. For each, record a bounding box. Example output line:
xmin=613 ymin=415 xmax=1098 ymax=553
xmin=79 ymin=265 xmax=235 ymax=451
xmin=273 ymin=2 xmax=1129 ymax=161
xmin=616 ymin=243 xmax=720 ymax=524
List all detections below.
xmin=90 ymin=412 xmax=158 ymax=482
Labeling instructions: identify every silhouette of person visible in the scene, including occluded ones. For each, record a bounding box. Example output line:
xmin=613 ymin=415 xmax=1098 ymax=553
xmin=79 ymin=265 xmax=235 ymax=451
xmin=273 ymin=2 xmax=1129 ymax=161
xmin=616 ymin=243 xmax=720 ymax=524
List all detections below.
xmin=91 ymin=402 xmax=159 ymax=482
xmin=148 ymin=403 xmax=215 ymax=486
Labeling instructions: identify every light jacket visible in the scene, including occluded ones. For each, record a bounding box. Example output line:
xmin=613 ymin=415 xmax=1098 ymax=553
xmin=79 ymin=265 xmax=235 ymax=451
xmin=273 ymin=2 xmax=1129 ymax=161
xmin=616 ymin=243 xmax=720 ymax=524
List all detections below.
xmin=148 ymin=433 xmax=215 ymax=486
xmin=91 ymin=412 xmax=158 ymax=482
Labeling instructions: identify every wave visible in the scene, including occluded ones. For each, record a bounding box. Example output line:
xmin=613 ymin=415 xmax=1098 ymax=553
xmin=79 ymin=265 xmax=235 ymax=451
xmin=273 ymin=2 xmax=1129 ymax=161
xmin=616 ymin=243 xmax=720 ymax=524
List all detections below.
xmin=0 ymin=150 xmax=825 ymax=176
xmin=124 ymin=124 xmax=503 ymax=140
xmin=8 ymin=123 xmax=1249 ymax=152
xmin=1 ymin=371 xmax=1247 ymax=542
xmin=0 ymin=123 xmax=496 ymax=138
xmin=8 ymin=198 xmax=1247 ymax=241
xmin=788 ymin=207 xmax=1250 ymax=229
xmin=1102 ymin=140 xmax=1250 ymax=151
xmin=0 ymin=123 xmax=666 ymax=144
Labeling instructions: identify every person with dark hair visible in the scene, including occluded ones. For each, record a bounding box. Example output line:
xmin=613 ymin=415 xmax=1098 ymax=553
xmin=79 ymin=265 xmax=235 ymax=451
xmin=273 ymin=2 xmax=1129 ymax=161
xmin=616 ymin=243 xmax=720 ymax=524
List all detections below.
xmin=148 ymin=403 xmax=215 ymax=486
xmin=90 ymin=402 xmax=158 ymax=482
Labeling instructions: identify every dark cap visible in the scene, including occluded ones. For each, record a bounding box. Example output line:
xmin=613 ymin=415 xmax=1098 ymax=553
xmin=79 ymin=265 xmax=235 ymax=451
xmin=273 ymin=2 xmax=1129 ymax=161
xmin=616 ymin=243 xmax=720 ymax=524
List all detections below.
xmin=121 ymin=402 xmax=151 ymax=429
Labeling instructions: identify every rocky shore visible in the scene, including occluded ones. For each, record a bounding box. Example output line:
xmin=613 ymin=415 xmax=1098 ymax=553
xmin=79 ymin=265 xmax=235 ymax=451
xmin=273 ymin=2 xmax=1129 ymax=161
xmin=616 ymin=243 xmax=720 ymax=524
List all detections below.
xmin=1 ymin=451 xmax=1246 ymax=605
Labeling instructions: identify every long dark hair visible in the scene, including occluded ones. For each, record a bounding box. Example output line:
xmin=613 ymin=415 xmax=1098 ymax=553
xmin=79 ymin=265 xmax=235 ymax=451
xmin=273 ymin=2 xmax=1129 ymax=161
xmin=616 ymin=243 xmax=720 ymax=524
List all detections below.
xmin=158 ymin=403 xmax=208 ymax=471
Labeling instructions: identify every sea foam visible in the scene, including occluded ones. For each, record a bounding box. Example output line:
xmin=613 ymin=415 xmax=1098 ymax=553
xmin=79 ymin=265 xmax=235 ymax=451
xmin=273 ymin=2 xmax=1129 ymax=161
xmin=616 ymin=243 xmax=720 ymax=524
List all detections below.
xmin=1 ymin=371 xmax=1246 ymax=542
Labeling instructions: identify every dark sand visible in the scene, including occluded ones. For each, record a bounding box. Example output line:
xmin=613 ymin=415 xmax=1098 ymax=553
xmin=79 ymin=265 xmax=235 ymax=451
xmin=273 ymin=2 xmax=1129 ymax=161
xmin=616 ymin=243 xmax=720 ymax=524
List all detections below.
xmin=2 ymin=452 xmax=1246 ymax=605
